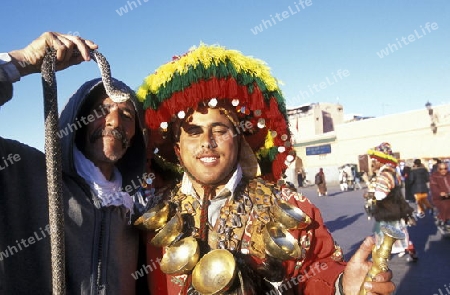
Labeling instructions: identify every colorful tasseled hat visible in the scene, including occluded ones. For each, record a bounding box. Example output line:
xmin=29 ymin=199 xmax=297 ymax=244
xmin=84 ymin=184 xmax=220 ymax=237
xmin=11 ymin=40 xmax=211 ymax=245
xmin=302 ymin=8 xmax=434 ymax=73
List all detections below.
xmin=367 ymin=142 xmax=398 ymax=166
xmin=136 ymin=43 xmax=293 ymax=181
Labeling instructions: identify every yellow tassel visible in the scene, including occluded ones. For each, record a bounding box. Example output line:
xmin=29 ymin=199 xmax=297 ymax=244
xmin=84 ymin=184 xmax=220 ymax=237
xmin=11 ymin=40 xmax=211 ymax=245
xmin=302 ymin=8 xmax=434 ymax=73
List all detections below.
xmin=137 ymin=43 xmax=282 ymax=101
xmin=264 ymin=130 xmax=274 ymax=150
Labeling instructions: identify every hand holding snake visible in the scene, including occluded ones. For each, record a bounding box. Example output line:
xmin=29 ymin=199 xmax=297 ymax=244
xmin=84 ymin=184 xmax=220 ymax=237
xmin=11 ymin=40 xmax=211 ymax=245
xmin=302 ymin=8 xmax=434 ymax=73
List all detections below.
xmin=8 ymin=31 xmax=98 ymax=77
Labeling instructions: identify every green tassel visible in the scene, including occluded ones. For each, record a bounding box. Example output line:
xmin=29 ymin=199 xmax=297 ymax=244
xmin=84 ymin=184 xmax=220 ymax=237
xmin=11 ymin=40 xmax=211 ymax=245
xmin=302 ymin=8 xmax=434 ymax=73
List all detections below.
xmin=145 ymin=59 xmax=283 ymax=110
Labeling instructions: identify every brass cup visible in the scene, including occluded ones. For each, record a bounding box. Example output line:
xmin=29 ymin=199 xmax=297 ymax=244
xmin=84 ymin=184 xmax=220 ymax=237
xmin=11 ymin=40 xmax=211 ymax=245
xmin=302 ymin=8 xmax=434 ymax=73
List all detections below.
xmin=150 ymin=212 xmax=183 ymax=247
xmin=134 ymin=202 xmax=170 ymax=230
xmin=192 ymin=249 xmax=236 ymax=295
xmin=273 ymin=198 xmax=311 ymax=230
xmin=160 ymin=236 xmax=200 ymax=275
xmin=262 ymin=221 xmax=301 ymax=261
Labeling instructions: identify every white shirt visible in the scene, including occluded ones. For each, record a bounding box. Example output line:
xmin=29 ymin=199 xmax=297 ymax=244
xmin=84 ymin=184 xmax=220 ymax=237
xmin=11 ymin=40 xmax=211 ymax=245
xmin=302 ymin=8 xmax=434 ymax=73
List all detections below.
xmin=180 ymin=165 xmax=242 ymax=225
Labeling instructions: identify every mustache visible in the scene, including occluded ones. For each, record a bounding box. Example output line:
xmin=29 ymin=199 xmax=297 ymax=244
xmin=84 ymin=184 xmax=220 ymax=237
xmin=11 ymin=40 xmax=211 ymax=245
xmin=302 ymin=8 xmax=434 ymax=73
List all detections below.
xmin=90 ymin=128 xmax=129 ymax=148
xmin=194 ymin=150 xmax=220 ymax=159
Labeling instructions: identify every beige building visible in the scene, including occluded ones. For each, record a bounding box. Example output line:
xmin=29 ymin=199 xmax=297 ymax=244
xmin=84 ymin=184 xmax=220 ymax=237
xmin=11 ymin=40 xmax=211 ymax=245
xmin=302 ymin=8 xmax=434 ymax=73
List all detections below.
xmin=288 ymin=102 xmax=450 ymax=184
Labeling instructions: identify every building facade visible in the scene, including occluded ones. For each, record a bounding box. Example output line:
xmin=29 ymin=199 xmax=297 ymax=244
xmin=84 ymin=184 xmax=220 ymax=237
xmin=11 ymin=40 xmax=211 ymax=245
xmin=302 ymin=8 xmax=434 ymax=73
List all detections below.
xmin=288 ymin=103 xmax=450 ymax=184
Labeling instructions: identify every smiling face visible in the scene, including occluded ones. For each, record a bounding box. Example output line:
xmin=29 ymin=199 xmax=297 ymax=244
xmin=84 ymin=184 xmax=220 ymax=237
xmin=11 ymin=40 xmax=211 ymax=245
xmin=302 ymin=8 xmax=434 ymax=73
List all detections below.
xmin=174 ymin=108 xmax=239 ymax=187
xmin=81 ymin=95 xmax=136 ymax=168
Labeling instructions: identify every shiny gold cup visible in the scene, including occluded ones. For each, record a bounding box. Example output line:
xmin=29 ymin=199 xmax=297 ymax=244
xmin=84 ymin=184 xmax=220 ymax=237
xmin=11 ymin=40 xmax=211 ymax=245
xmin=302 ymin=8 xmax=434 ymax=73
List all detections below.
xmin=262 ymin=221 xmax=302 ymax=261
xmin=134 ymin=202 xmax=170 ymax=230
xmin=359 ymin=224 xmax=405 ymax=295
xmin=160 ymin=236 xmax=200 ymax=275
xmin=192 ymin=249 xmax=236 ymax=295
xmin=150 ymin=212 xmax=183 ymax=247
xmin=273 ymin=198 xmax=311 ymax=229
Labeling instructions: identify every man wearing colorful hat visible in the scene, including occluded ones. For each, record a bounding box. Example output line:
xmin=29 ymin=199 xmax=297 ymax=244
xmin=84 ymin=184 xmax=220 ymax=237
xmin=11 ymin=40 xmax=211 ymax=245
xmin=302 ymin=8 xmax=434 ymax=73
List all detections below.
xmin=136 ymin=44 xmax=395 ymax=294
xmin=365 ymin=142 xmax=418 ymax=262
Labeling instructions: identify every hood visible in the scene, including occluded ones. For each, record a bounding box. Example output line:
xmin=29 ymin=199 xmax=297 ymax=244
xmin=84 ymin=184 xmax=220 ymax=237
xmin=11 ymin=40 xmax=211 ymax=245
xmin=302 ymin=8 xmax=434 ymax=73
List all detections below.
xmin=58 ymin=77 xmax=147 ymax=192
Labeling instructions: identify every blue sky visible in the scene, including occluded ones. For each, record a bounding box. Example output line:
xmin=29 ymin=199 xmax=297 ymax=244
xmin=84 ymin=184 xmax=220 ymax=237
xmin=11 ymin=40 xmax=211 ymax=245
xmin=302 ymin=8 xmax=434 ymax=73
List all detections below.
xmin=1 ymin=0 xmax=449 ymax=151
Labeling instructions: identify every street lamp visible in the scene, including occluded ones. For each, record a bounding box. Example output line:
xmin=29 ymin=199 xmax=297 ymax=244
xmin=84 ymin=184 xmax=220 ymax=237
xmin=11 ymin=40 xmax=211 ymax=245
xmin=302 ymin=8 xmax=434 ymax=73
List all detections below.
xmin=425 ymin=101 xmax=437 ymax=134
xmin=431 ymin=122 xmax=437 ymax=134
xmin=425 ymin=101 xmax=433 ymax=115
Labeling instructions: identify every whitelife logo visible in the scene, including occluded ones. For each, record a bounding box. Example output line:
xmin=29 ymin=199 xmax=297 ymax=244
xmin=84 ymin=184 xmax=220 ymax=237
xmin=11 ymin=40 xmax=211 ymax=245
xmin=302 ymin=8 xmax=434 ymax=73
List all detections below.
xmin=376 ymin=22 xmax=439 ymax=58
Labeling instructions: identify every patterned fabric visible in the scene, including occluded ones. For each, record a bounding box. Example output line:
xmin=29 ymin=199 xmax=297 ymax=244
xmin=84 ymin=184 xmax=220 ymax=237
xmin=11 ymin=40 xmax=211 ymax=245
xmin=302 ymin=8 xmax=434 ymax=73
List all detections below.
xmin=371 ymin=165 xmax=400 ymax=201
xmin=146 ymin=178 xmax=346 ymax=294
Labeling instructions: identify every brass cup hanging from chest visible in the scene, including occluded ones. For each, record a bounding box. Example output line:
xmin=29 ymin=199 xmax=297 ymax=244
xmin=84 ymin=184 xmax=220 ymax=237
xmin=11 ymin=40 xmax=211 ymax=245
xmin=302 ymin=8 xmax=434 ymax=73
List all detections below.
xmin=192 ymin=249 xmax=237 ymax=295
xmin=273 ymin=198 xmax=311 ymax=230
xmin=262 ymin=221 xmax=302 ymax=261
xmin=160 ymin=236 xmax=200 ymax=275
xmin=134 ymin=202 xmax=171 ymax=230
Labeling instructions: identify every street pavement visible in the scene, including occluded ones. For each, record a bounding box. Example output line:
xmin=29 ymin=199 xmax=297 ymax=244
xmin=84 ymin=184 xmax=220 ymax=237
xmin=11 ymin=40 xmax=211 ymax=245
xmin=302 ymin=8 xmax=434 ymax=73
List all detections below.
xmin=298 ymin=183 xmax=450 ymax=295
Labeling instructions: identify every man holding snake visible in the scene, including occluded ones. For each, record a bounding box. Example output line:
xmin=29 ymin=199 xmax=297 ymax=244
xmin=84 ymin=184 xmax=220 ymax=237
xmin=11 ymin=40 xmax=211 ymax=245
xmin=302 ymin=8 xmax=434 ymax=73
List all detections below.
xmin=0 ymin=32 xmax=148 ymax=294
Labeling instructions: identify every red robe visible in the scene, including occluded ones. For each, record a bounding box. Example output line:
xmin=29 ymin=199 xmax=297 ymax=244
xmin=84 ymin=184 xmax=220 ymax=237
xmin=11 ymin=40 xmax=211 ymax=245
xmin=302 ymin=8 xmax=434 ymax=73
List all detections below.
xmin=430 ymin=171 xmax=450 ymax=221
xmin=144 ymin=179 xmax=346 ymax=294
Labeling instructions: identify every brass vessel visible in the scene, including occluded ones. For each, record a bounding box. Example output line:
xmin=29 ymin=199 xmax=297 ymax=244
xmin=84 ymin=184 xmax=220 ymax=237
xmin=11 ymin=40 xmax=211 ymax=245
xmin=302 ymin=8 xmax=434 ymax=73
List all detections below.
xmin=134 ymin=202 xmax=170 ymax=230
xmin=192 ymin=249 xmax=236 ymax=295
xmin=359 ymin=224 xmax=405 ymax=295
xmin=150 ymin=212 xmax=183 ymax=247
xmin=262 ymin=221 xmax=302 ymax=261
xmin=160 ymin=236 xmax=200 ymax=275
xmin=273 ymin=198 xmax=311 ymax=229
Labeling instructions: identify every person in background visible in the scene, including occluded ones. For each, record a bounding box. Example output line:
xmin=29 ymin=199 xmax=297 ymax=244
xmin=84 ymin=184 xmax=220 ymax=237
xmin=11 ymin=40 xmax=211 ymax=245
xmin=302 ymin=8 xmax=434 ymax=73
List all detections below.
xmin=429 ymin=162 xmax=450 ymax=229
xmin=0 ymin=32 xmax=148 ymax=294
xmin=135 ymin=44 xmax=395 ymax=295
xmin=339 ymin=168 xmax=348 ymax=192
xmin=315 ymin=167 xmax=328 ymax=196
xmin=409 ymin=159 xmax=434 ymax=218
xmin=295 ymin=156 xmax=305 ymax=188
xmin=352 ymin=166 xmax=362 ymax=190
xmin=283 ymin=152 xmax=301 ymax=189
xmin=431 ymin=158 xmax=442 ymax=174
xmin=364 ymin=142 xmax=418 ymax=262
xmin=402 ymin=161 xmax=415 ymax=203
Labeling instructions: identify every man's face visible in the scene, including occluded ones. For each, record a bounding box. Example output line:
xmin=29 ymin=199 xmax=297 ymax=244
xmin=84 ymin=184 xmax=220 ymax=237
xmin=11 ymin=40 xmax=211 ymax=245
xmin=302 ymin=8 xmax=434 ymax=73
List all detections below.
xmin=371 ymin=158 xmax=382 ymax=171
xmin=82 ymin=96 xmax=136 ymax=166
xmin=175 ymin=108 xmax=239 ymax=186
xmin=438 ymin=164 xmax=448 ymax=176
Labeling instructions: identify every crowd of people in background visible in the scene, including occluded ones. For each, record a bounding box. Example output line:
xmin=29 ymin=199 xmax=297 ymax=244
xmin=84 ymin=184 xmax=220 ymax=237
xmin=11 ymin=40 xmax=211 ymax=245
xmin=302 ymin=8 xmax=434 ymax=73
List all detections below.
xmin=398 ymin=158 xmax=450 ymax=230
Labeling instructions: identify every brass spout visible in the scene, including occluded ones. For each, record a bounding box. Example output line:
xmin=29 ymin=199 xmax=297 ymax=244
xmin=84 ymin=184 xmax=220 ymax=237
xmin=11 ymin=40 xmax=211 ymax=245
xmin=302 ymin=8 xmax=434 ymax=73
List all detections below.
xmin=359 ymin=224 xmax=405 ymax=295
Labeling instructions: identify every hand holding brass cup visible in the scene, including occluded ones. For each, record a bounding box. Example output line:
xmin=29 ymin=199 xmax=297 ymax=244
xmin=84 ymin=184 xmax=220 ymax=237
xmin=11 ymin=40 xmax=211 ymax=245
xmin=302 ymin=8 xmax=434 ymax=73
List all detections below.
xmin=359 ymin=224 xmax=405 ymax=295
xmin=192 ymin=249 xmax=236 ymax=295
xmin=273 ymin=198 xmax=311 ymax=230
xmin=262 ymin=221 xmax=302 ymax=261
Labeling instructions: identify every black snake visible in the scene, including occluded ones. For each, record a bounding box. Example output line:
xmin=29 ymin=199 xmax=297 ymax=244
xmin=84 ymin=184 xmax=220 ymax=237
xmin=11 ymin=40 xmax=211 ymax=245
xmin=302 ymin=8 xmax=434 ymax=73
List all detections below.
xmin=41 ymin=48 xmax=128 ymax=294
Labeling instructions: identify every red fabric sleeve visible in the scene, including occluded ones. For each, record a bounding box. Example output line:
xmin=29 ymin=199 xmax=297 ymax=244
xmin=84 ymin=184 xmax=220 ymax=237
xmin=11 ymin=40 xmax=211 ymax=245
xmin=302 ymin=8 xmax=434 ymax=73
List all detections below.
xmin=281 ymin=188 xmax=347 ymax=294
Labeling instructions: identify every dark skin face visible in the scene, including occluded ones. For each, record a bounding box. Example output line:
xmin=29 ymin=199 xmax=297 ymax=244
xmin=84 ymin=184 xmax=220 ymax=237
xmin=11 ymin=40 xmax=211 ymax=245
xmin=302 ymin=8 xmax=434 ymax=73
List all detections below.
xmin=437 ymin=163 xmax=448 ymax=176
xmin=81 ymin=96 xmax=136 ymax=180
